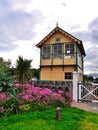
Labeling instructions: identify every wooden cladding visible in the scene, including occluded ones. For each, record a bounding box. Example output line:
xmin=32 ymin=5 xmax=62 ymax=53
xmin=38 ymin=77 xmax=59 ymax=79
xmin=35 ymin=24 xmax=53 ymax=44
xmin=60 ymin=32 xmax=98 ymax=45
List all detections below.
xmin=40 ymin=66 xmax=74 ymax=81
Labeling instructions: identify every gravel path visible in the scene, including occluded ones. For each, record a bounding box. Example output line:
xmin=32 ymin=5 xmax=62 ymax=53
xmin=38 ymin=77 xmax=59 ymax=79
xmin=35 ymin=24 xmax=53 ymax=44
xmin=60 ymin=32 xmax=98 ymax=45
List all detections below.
xmin=71 ymin=101 xmax=98 ymax=113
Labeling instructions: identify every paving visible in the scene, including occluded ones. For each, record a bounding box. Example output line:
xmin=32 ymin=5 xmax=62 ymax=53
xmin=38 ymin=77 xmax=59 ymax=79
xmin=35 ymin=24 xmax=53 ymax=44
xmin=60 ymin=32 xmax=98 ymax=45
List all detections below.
xmin=71 ymin=101 xmax=98 ymax=113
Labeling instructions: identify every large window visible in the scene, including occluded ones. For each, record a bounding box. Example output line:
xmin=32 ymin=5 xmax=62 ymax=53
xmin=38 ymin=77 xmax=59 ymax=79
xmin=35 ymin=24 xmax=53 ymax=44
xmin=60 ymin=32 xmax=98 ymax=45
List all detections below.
xmin=42 ymin=45 xmax=50 ymax=59
xmin=53 ymin=44 xmax=62 ymax=59
xmin=65 ymin=72 xmax=73 ymax=79
xmin=65 ymin=43 xmax=74 ymax=58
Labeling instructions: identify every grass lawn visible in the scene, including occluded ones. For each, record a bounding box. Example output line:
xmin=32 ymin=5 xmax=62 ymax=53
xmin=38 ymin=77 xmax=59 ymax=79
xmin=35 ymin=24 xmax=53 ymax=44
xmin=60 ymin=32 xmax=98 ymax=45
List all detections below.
xmin=0 ymin=107 xmax=98 ymax=130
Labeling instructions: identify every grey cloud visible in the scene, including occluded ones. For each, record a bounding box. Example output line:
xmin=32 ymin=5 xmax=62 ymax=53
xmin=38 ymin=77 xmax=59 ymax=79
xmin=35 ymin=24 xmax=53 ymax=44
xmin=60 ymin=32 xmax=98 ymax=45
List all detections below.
xmin=71 ymin=17 xmax=98 ymax=74
xmin=61 ymin=2 xmax=67 ymax=7
xmin=70 ymin=24 xmax=80 ymax=31
xmin=0 ymin=44 xmax=18 ymax=52
xmin=72 ymin=17 xmax=98 ymax=43
xmin=88 ymin=17 xmax=98 ymax=42
xmin=0 ymin=0 xmax=44 ymax=52
xmin=0 ymin=0 xmax=10 ymax=8
xmin=84 ymin=46 xmax=98 ymax=73
xmin=72 ymin=30 xmax=90 ymax=43
xmin=10 ymin=0 xmax=32 ymax=4
xmin=84 ymin=63 xmax=97 ymax=73
xmin=85 ymin=47 xmax=98 ymax=63
xmin=0 ymin=0 xmax=11 ymax=19
xmin=2 ymin=10 xmax=43 ymax=40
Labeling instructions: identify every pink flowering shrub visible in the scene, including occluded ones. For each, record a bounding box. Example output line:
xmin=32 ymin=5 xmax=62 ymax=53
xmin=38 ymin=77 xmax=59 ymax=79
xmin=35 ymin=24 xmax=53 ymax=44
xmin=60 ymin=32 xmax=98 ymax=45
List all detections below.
xmin=0 ymin=84 xmax=72 ymax=116
xmin=0 ymin=107 xmax=5 ymax=115
xmin=0 ymin=92 xmax=12 ymax=116
xmin=0 ymin=93 xmax=7 ymax=103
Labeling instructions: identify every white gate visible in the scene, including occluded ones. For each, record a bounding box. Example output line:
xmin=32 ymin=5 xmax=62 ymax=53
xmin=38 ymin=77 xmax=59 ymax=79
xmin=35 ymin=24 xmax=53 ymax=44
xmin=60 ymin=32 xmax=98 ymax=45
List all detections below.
xmin=78 ymin=83 xmax=98 ymax=102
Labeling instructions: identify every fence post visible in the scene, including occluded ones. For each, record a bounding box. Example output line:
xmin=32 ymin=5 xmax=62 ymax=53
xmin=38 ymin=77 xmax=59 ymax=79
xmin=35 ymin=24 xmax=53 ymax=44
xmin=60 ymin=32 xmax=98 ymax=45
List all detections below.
xmin=79 ymin=82 xmax=81 ymax=100
xmin=56 ymin=107 xmax=62 ymax=121
xmin=73 ymin=71 xmax=78 ymax=102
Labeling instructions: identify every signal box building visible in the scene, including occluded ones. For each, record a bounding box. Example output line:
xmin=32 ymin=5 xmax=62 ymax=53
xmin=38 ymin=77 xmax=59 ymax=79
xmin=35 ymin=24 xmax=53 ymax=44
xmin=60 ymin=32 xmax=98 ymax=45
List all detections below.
xmin=36 ymin=25 xmax=86 ymax=82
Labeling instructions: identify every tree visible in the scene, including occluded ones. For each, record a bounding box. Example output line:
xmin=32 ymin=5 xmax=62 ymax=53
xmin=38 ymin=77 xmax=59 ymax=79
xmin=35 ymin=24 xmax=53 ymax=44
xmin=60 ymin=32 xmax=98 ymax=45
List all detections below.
xmin=83 ymin=74 xmax=88 ymax=83
xmin=31 ymin=68 xmax=40 ymax=79
xmin=0 ymin=63 xmax=15 ymax=97
xmin=93 ymin=77 xmax=98 ymax=83
xmin=88 ymin=76 xmax=94 ymax=82
xmin=15 ymin=56 xmax=32 ymax=85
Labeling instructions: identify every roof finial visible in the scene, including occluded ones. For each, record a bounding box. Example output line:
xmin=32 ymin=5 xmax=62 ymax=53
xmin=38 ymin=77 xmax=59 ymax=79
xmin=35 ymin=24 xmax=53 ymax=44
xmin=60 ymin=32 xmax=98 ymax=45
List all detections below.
xmin=56 ymin=21 xmax=58 ymax=27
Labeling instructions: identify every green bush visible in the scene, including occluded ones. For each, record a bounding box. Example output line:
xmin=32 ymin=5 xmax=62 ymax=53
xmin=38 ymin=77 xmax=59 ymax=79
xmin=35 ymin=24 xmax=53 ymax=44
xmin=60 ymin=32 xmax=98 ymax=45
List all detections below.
xmin=0 ymin=63 xmax=16 ymax=98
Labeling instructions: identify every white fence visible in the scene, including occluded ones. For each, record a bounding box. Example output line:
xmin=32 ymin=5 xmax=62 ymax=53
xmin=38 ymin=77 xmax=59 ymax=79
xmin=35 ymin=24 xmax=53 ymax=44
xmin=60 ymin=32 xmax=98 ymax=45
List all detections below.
xmin=73 ymin=72 xmax=98 ymax=102
xmin=78 ymin=83 xmax=98 ymax=102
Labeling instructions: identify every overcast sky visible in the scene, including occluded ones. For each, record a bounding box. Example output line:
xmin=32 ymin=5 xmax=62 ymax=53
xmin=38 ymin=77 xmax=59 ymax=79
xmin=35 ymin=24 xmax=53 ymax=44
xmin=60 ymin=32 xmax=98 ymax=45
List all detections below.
xmin=0 ymin=0 xmax=98 ymax=74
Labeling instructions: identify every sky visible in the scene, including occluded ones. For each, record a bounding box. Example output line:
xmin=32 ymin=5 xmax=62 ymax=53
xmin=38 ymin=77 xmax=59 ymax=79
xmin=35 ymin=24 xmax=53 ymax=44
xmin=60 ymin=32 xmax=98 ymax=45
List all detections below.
xmin=0 ymin=0 xmax=98 ymax=74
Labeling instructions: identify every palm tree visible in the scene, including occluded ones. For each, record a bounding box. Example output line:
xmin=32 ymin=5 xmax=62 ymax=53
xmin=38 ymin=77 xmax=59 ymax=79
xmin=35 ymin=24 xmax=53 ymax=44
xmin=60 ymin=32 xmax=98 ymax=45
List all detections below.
xmin=15 ymin=56 xmax=32 ymax=85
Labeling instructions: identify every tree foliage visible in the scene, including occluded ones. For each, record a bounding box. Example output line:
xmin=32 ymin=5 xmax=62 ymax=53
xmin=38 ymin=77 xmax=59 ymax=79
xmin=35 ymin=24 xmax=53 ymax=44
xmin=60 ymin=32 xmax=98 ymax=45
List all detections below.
xmin=0 ymin=63 xmax=15 ymax=97
xmin=83 ymin=75 xmax=88 ymax=83
xmin=31 ymin=68 xmax=40 ymax=79
xmin=15 ymin=56 xmax=32 ymax=85
xmin=88 ymin=76 xmax=94 ymax=82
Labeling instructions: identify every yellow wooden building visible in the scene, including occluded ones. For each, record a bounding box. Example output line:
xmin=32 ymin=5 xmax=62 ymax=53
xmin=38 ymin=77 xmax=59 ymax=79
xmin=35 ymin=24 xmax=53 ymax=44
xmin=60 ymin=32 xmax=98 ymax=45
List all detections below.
xmin=36 ymin=25 xmax=86 ymax=82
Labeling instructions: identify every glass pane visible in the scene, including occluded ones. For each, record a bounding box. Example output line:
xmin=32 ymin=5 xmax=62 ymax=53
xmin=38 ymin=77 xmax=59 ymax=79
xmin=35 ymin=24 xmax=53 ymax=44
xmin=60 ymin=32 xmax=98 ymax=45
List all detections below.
xmin=65 ymin=72 xmax=72 ymax=79
xmin=65 ymin=43 xmax=74 ymax=57
xmin=70 ymin=44 xmax=74 ymax=48
xmin=66 ymin=44 xmax=69 ymax=48
xmin=42 ymin=45 xmax=50 ymax=59
xmin=53 ymin=44 xmax=62 ymax=59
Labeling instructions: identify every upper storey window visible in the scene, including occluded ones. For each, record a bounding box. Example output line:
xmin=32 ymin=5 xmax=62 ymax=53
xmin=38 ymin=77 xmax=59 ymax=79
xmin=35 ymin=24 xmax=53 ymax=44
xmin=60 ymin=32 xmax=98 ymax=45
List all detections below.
xmin=53 ymin=44 xmax=62 ymax=59
xmin=65 ymin=43 xmax=74 ymax=58
xmin=42 ymin=45 xmax=50 ymax=59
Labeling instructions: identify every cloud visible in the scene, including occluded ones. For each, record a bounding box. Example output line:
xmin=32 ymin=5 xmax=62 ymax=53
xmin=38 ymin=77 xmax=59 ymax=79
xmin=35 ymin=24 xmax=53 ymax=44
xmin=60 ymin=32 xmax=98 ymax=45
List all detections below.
xmin=0 ymin=0 xmax=44 ymax=52
xmin=84 ymin=46 xmax=98 ymax=74
xmin=72 ymin=17 xmax=98 ymax=43
xmin=61 ymin=2 xmax=67 ymax=7
xmin=0 ymin=0 xmax=11 ymax=18
xmin=85 ymin=46 xmax=98 ymax=65
xmin=3 ymin=10 xmax=43 ymax=40
xmin=0 ymin=43 xmax=18 ymax=52
xmin=71 ymin=17 xmax=98 ymax=74
xmin=88 ymin=17 xmax=98 ymax=42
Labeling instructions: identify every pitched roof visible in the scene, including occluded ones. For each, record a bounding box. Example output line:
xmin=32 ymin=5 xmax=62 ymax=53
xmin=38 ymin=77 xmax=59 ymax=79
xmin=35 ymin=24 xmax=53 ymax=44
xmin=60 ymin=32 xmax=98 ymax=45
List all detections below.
xmin=36 ymin=26 xmax=86 ymax=56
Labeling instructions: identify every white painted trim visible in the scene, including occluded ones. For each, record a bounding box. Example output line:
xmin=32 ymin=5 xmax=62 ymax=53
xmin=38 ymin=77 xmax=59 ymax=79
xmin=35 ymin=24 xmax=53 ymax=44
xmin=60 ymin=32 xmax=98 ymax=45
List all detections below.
xmin=73 ymin=71 xmax=78 ymax=102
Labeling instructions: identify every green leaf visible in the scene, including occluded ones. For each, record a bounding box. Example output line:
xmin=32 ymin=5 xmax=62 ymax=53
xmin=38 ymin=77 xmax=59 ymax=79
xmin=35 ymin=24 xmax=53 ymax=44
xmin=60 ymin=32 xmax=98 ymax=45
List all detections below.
xmin=0 ymin=87 xmax=3 ymax=91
